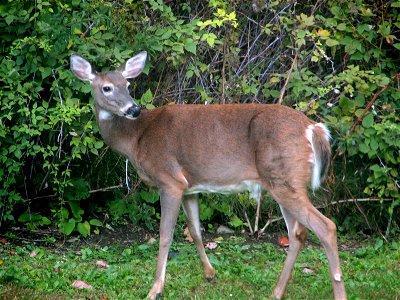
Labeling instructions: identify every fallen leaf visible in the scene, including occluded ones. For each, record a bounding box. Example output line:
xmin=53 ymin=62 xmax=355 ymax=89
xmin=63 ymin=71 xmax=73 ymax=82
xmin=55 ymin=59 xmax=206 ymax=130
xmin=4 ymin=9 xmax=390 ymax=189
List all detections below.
xmin=105 ymin=224 xmax=115 ymax=231
xmin=0 ymin=259 xmax=3 ymax=265
xmin=278 ymin=236 xmax=289 ymax=247
xmin=71 ymin=280 xmax=93 ymax=289
xmin=183 ymin=227 xmax=193 ymax=243
xmin=29 ymin=250 xmax=37 ymax=258
xmin=67 ymin=237 xmax=79 ymax=243
xmin=302 ymin=267 xmax=314 ymax=274
xmin=95 ymin=260 xmax=110 ymax=268
xmin=100 ymin=296 xmax=109 ymax=300
xmin=147 ymin=237 xmax=157 ymax=244
xmin=0 ymin=238 xmax=8 ymax=244
xmin=205 ymin=242 xmax=218 ymax=250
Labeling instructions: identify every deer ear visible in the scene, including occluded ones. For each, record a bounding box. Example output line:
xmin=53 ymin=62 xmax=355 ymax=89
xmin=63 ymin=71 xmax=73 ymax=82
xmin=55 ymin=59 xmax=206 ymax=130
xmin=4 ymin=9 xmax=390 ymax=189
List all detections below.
xmin=121 ymin=51 xmax=147 ymax=79
xmin=70 ymin=55 xmax=96 ymax=82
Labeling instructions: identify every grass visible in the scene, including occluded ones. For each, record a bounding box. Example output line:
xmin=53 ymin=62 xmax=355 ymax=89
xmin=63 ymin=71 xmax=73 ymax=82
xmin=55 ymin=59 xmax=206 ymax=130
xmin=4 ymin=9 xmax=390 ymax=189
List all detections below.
xmin=0 ymin=234 xmax=399 ymax=300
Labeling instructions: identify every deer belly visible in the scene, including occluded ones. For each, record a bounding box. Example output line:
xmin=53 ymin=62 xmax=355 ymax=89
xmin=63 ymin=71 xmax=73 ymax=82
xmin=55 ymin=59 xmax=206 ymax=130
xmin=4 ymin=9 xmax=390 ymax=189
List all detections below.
xmin=185 ymin=180 xmax=262 ymax=201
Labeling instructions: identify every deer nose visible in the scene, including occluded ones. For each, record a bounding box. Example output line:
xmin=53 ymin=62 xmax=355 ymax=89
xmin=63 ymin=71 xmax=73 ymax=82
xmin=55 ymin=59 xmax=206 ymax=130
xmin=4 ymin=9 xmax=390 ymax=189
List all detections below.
xmin=126 ymin=105 xmax=141 ymax=118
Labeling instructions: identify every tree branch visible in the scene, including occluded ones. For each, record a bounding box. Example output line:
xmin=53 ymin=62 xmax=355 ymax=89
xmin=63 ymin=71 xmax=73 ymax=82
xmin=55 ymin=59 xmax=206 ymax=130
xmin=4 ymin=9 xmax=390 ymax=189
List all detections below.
xmin=278 ymin=51 xmax=298 ymax=104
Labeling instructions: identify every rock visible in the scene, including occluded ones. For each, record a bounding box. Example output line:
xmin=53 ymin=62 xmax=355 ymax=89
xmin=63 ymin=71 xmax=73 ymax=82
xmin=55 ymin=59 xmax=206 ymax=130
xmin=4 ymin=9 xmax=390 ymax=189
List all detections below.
xmin=216 ymin=225 xmax=234 ymax=234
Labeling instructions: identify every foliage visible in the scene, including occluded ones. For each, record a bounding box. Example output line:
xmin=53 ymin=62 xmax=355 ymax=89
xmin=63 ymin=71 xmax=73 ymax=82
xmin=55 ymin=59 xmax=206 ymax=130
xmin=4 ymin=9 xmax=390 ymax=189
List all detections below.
xmin=0 ymin=0 xmax=399 ymax=236
xmin=108 ymin=189 xmax=160 ymax=230
xmin=0 ymin=0 xmax=134 ymax=234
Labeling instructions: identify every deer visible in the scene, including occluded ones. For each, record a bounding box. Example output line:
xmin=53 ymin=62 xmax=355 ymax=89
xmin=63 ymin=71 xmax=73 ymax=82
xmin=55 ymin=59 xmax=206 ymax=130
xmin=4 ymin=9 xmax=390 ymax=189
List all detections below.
xmin=70 ymin=51 xmax=347 ymax=300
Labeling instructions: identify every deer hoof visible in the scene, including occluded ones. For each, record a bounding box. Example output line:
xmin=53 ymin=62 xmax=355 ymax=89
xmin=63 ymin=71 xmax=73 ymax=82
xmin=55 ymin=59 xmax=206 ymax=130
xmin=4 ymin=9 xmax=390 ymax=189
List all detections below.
xmin=206 ymin=274 xmax=217 ymax=282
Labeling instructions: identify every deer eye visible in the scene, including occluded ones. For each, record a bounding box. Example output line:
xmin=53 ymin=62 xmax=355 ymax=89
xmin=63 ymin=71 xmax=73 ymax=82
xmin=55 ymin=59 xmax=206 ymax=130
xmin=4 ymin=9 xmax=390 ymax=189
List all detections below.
xmin=102 ymin=85 xmax=113 ymax=93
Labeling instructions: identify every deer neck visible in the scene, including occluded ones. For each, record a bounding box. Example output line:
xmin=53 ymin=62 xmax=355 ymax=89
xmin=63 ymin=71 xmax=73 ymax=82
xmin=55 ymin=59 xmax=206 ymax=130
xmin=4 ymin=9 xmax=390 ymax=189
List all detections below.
xmin=95 ymin=107 xmax=139 ymax=161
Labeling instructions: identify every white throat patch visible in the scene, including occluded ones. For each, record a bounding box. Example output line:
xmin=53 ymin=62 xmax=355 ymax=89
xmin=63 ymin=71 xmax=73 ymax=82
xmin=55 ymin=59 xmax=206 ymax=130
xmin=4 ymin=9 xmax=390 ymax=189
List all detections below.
xmin=99 ymin=110 xmax=113 ymax=121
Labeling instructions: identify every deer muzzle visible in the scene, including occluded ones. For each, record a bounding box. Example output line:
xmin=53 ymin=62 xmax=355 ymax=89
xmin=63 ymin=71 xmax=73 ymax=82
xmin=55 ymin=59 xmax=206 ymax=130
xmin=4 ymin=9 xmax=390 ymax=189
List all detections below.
xmin=125 ymin=105 xmax=141 ymax=119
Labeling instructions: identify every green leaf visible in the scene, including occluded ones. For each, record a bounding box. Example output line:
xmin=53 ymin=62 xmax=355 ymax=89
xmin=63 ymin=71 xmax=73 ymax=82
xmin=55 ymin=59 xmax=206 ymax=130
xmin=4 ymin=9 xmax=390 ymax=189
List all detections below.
xmin=326 ymin=38 xmax=339 ymax=47
xmin=140 ymin=190 xmax=159 ymax=203
xmin=61 ymin=218 xmax=76 ymax=235
xmin=186 ymin=70 xmax=194 ymax=79
xmin=359 ymin=143 xmax=370 ymax=153
xmin=146 ymin=103 xmax=155 ymax=109
xmin=68 ymin=201 xmax=84 ymax=220
xmin=374 ymin=238 xmax=384 ymax=251
xmin=94 ymin=141 xmax=104 ymax=149
xmin=72 ymin=0 xmax=80 ymax=6
xmin=102 ymin=32 xmax=114 ymax=40
xmin=229 ymin=215 xmax=243 ymax=228
xmin=161 ymin=30 xmax=172 ymax=40
xmin=41 ymin=217 xmax=51 ymax=225
xmin=339 ymin=96 xmax=355 ymax=113
xmin=172 ymin=43 xmax=184 ymax=53
xmin=184 ymin=39 xmax=197 ymax=54
xmin=39 ymin=67 xmax=52 ymax=79
xmin=337 ymin=23 xmax=347 ymax=31
xmin=370 ymin=138 xmax=379 ymax=151
xmin=138 ymin=243 xmax=150 ymax=250
xmin=77 ymin=221 xmax=90 ymax=237
xmin=392 ymin=1 xmax=400 ymax=7
xmin=140 ymin=89 xmax=153 ymax=105
xmin=89 ymin=218 xmax=103 ymax=226
xmin=18 ymin=211 xmax=31 ymax=223
xmin=362 ymin=113 xmax=374 ymax=128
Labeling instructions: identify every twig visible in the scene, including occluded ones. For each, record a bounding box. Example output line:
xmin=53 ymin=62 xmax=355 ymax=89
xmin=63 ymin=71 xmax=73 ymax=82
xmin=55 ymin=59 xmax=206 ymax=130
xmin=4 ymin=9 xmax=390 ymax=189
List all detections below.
xmin=254 ymin=197 xmax=263 ymax=233
xmin=277 ymin=51 xmax=298 ymax=104
xmin=125 ymin=159 xmax=131 ymax=192
xmin=52 ymin=68 xmax=64 ymax=159
xmin=236 ymin=37 xmax=280 ymax=76
xmin=23 ymin=185 xmax=125 ymax=202
xmin=258 ymin=217 xmax=283 ymax=237
xmin=88 ymin=184 xmax=124 ymax=194
xmin=257 ymin=197 xmax=394 ymax=237
xmin=221 ymin=28 xmax=228 ymax=104
xmin=317 ymin=198 xmax=394 ymax=209
xmin=244 ymin=210 xmax=254 ymax=234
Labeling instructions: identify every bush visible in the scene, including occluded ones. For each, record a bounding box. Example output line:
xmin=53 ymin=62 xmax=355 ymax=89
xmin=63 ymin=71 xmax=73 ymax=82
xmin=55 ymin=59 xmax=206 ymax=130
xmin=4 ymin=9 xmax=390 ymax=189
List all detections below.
xmin=0 ymin=0 xmax=398 ymax=236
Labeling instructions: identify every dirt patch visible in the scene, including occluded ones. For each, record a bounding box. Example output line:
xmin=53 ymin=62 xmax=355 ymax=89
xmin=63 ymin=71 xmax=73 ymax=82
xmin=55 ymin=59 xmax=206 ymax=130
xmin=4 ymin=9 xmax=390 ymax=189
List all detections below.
xmin=1 ymin=223 xmax=288 ymax=253
xmin=0 ymin=223 xmax=153 ymax=251
xmin=0 ymin=222 xmax=366 ymax=254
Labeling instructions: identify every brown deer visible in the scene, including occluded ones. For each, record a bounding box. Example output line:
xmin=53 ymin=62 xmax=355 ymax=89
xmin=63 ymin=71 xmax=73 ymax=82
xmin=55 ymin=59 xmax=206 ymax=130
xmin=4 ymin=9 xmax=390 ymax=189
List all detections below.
xmin=70 ymin=52 xmax=347 ymax=299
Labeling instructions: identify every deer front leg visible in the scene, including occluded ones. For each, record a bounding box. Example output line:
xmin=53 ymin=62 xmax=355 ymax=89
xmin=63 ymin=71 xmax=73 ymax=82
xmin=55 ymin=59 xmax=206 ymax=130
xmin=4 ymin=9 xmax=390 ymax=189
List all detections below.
xmin=182 ymin=194 xmax=215 ymax=280
xmin=147 ymin=188 xmax=183 ymax=300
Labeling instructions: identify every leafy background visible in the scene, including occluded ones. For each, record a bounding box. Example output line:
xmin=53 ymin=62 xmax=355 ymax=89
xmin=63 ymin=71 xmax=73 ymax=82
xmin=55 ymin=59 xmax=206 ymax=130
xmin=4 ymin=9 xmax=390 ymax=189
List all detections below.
xmin=0 ymin=0 xmax=399 ymax=237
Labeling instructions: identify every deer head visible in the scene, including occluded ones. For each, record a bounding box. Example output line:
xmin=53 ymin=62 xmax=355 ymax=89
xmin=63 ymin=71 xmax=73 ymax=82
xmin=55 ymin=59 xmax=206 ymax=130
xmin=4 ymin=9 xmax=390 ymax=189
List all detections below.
xmin=70 ymin=52 xmax=147 ymax=120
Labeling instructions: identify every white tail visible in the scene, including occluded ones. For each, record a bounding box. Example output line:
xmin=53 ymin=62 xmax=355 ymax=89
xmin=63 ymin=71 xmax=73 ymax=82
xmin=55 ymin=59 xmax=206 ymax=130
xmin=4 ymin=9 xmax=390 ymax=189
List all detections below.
xmin=70 ymin=52 xmax=347 ymax=300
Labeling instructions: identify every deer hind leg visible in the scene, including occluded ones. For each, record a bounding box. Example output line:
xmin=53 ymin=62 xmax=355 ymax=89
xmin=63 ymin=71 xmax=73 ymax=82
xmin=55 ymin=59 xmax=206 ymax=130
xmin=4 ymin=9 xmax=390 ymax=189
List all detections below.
xmin=270 ymin=187 xmax=347 ymax=300
xmin=182 ymin=194 xmax=216 ymax=280
xmin=147 ymin=188 xmax=183 ymax=300
xmin=273 ymin=205 xmax=308 ymax=299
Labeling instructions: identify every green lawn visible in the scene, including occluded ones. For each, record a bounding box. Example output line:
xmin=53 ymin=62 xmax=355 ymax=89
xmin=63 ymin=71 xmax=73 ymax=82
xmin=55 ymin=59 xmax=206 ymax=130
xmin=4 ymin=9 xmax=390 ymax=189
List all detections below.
xmin=1 ymin=235 xmax=399 ymax=300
